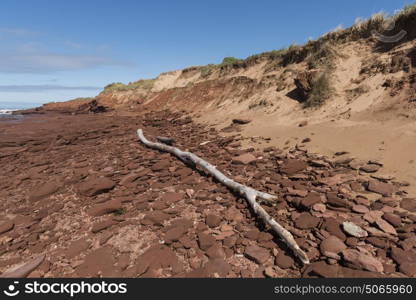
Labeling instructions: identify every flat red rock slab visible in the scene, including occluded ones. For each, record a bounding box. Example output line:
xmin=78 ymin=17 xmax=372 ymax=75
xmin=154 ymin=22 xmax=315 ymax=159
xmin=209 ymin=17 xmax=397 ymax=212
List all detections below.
xmin=300 ymin=192 xmax=321 ymax=208
xmin=161 ymin=192 xmax=183 ymax=204
xmin=341 ymin=249 xmax=384 ymax=273
xmin=164 ymin=226 xmax=188 ymax=244
xmin=275 ymin=254 xmax=294 ymax=269
xmin=280 ymin=159 xmax=308 ymax=175
xmin=206 ymin=244 xmax=226 ymax=259
xmin=232 ymin=153 xmax=257 ymax=165
xmin=400 ymin=198 xmax=416 ymax=212
xmin=91 ymin=219 xmax=117 ymax=233
xmin=203 ymin=258 xmax=231 ymax=277
xmin=244 ymin=245 xmax=270 ymax=264
xmin=205 ymin=214 xmax=222 ymax=228
xmin=28 ymin=182 xmax=59 ymax=202
xmin=135 ymin=245 xmax=183 ymax=277
xmin=197 ymin=232 xmax=216 ymax=251
xmin=87 ymin=199 xmax=122 ymax=216
xmin=142 ymin=211 xmax=171 ymax=226
xmin=77 ymin=177 xmax=115 ymax=196
xmin=367 ymin=180 xmax=395 ymax=197
xmin=64 ymin=237 xmax=91 ymax=259
xmin=0 ymin=221 xmax=14 ymax=235
xmin=75 ymin=246 xmax=118 ymax=277
xmin=320 ymin=235 xmax=347 ymax=255
xmin=294 ymin=213 xmax=320 ymax=229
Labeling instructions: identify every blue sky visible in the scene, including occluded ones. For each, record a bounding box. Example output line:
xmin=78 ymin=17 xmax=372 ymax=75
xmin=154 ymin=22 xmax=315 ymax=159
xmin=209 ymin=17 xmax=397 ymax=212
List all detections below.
xmin=0 ymin=0 xmax=412 ymax=104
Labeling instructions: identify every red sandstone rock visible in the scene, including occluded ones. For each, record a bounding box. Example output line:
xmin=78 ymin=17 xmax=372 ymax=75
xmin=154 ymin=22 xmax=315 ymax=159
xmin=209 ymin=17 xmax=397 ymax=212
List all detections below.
xmin=75 ymin=246 xmax=117 ymax=277
xmin=87 ymin=199 xmax=122 ymax=216
xmin=205 ymin=214 xmax=222 ymax=228
xmin=320 ymin=235 xmax=347 ymax=255
xmin=28 ymin=182 xmax=59 ymax=202
xmin=197 ymin=232 xmax=216 ymax=251
xmin=367 ymin=180 xmax=395 ymax=196
xmin=0 ymin=221 xmax=14 ymax=235
xmin=341 ymin=249 xmax=383 ymax=273
xmin=400 ymin=198 xmax=416 ymax=212
xmin=280 ymin=159 xmax=308 ymax=175
xmin=294 ymin=213 xmax=320 ymax=229
xmin=78 ymin=177 xmax=115 ymax=196
xmin=232 ymin=153 xmax=257 ymax=165
xmin=244 ymin=245 xmax=270 ymax=264
xmin=91 ymin=219 xmax=117 ymax=233
xmin=275 ymin=254 xmax=294 ymax=269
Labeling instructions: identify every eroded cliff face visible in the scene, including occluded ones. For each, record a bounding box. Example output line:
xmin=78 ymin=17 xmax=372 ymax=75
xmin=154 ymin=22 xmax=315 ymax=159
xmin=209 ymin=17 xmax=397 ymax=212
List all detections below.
xmin=42 ymin=37 xmax=416 ymax=128
xmin=34 ymin=12 xmax=416 ymax=193
xmin=36 ymin=8 xmax=416 ymax=126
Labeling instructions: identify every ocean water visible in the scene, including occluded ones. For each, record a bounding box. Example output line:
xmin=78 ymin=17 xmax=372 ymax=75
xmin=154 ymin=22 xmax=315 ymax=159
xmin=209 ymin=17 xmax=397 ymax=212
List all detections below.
xmin=0 ymin=101 xmax=42 ymax=115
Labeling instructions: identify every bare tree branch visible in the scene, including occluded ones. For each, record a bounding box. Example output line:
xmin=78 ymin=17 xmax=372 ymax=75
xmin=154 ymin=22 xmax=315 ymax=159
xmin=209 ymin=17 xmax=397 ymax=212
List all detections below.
xmin=137 ymin=129 xmax=309 ymax=264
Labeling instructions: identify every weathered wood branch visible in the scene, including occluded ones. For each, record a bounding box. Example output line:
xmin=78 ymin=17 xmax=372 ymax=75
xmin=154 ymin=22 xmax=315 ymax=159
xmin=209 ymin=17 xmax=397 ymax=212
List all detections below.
xmin=0 ymin=255 xmax=45 ymax=278
xmin=137 ymin=129 xmax=310 ymax=264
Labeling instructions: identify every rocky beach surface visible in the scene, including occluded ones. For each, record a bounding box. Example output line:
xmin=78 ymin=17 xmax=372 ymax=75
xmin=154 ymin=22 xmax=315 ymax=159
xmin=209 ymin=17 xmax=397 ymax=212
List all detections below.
xmin=0 ymin=109 xmax=415 ymax=278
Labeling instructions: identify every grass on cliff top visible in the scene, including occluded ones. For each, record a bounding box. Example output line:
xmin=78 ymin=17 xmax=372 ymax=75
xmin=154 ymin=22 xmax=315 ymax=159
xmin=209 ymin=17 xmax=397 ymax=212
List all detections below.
xmin=102 ymin=3 xmax=416 ymax=94
xmin=103 ymin=79 xmax=155 ymax=93
xmin=193 ymin=3 xmax=416 ymax=77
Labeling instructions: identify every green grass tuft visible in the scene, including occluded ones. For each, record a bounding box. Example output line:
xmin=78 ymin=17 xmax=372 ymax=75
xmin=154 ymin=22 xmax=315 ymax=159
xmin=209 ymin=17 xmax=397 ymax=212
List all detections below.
xmin=200 ymin=64 xmax=215 ymax=78
xmin=103 ymin=79 xmax=155 ymax=93
xmin=303 ymin=72 xmax=333 ymax=108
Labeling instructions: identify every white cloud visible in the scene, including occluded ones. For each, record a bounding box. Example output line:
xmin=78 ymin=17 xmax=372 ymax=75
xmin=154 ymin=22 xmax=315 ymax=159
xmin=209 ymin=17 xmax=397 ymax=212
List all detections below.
xmin=0 ymin=28 xmax=38 ymax=36
xmin=63 ymin=40 xmax=83 ymax=49
xmin=0 ymin=52 xmax=133 ymax=73
xmin=0 ymin=84 xmax=101 ymax=92
xmin=0 ymin=28 xmax=133 ymax=73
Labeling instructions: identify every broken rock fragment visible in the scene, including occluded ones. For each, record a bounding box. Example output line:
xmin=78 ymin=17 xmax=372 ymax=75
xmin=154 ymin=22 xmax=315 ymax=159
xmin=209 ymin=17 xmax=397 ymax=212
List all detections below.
xmin=366 ymin=180 xmax=395 ymax=197
xmin=319 ymin=235 xmax=347 ymax=255
xmin=341 ymin=249 xmax=383 ymax=273
xmin=87 ymin=199 xmax=122 ymax=216
xmin=244 ymin=245 xmax=271 ymax=264
xmin=78 ymin=177 xmax=116 ymax=196
xmin=342 ymin=221 xmax=368 ymax=238
xmin=0 ymin=221 xmax=14 ymax=235
xmin=232 ymin=153 xmax=257 ymax=165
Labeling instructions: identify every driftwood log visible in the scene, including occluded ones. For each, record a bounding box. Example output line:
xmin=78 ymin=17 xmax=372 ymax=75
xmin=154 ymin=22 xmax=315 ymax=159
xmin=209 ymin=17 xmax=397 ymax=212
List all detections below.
xmin=137 ymin=129 xmax=309 ymax=264
xmin=0 ymin=255 xmax=45 ymax=278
